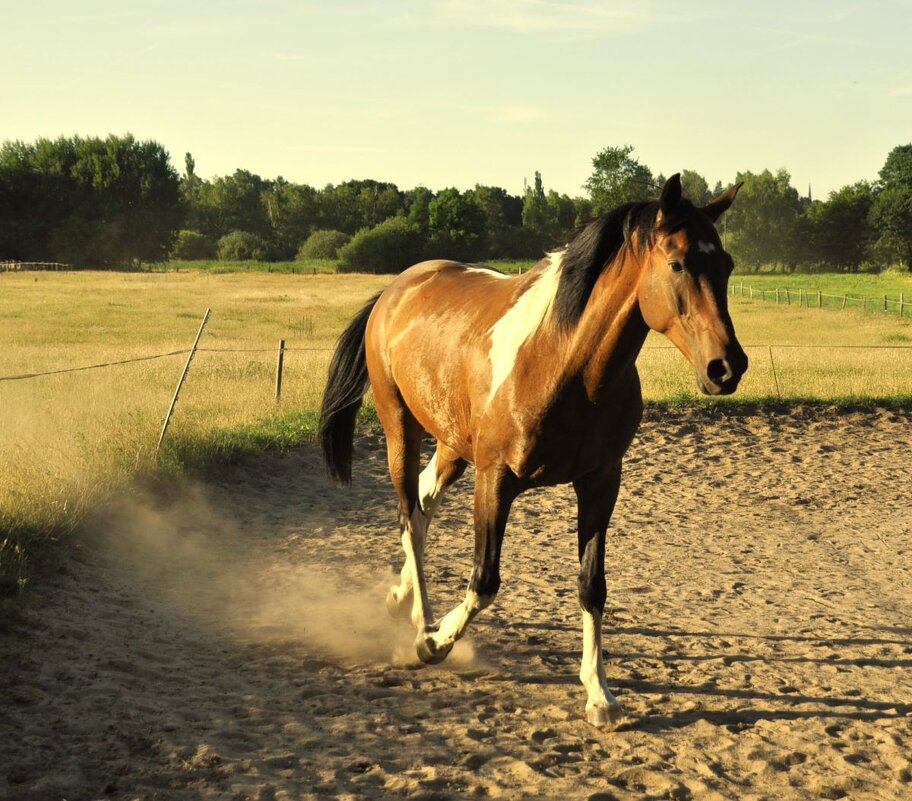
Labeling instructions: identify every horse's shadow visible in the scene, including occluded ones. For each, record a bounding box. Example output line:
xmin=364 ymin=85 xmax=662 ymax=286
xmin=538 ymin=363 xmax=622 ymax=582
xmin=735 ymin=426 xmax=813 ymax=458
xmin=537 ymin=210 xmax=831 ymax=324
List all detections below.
xmin=479 ymin=619 xmax=912 ymax=730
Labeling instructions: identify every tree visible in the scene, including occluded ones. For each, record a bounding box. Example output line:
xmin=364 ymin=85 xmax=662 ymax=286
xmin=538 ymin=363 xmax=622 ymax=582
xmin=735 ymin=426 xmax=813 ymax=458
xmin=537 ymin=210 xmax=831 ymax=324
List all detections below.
xmin=338 ymin=217 xmax=424 ymax=273
xmin=466 ymin=184 xmax=524 ymax=257
xmin=723 ymin=168 xmax=802 ymax=271
xmin=868 ymin=144 xmax=912 ymax=268
xmin=171 ymin=230 xmax=216 ymax=260
xmin=262 ymin=181 xmax=320 ymax=258
xmin=877 ymin=144 xmax=912 ymax=190
xmin=317 ymin=179 xmax=403 ymax=234
xmin=193 ymin=169 xmax=271 ymax=241
xmin=426 ymin=187 xmax=488 ymax=261
xmin=297 ymin=229 xmax=350 ymax=260
xmin=546 ymin=190 xmax=576 ymax=242
xmin=405 ymin=186 xmax=434 ymax=234
xmin=0 ymin=134 xmax=181 ymax=266
xmin=869 ymin=187 xmax=912 ymax=268
xmin=802 ymin=182 xmax=873 ymax=270
xmin=584 ymin=145 xmax=654 ymax=213
xmin=521 ymin=171 xmax=549 ymax=232
xmin=680 ymin=169 xmax=712 ymax=205
xmin=217 ymin=230 xmax=271 ymax=261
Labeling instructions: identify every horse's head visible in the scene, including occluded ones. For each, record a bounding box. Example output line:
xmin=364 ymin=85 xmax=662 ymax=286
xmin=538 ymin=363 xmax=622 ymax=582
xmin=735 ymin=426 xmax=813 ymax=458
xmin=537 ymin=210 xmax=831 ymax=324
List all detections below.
xmin=638 ymin=174 xmax=748 ymax=396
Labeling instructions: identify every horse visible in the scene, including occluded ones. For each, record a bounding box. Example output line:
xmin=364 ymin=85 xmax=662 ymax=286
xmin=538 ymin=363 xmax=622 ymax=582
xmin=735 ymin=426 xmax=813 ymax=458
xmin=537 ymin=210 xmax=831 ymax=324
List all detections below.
xmin=318 ymin=174 xmax=747 ymax=726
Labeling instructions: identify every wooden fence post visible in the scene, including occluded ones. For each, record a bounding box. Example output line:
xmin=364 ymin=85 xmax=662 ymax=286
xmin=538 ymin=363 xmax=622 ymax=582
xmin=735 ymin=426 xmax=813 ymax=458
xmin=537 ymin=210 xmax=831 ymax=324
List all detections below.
xmin=883 ymin=295 xmax=888 ymax=311
xmin=841 ymin=295 xmax=847 ymax=310
xmin=776 ymin=288 xmax=780 ymax=304
xmin=901 ymin=293 xmax=905 ymax=318
xmin=786 ymin=287 xmax=791 ymax=305
xmin=817 ymin=290 xmax=822 ymax=309
xmin=863 ymin=296 xmax=868 ymax=312
xmin=275 ymin=339 xmax=286 ymax=402
xmin=157 ymin=308 xmax=211 ymax=453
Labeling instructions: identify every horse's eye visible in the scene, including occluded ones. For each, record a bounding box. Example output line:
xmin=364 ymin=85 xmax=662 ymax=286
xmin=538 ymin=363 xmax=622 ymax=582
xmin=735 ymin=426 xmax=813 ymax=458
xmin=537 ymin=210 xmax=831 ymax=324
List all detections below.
xmin=669 ymin=261 xmax=685 ymax=274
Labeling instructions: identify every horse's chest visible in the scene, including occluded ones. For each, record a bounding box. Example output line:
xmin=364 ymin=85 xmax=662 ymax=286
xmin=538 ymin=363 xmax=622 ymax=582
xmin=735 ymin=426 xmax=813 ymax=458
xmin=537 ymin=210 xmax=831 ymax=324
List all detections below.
xmin=496 ymin=378 xmax=643 ymax=485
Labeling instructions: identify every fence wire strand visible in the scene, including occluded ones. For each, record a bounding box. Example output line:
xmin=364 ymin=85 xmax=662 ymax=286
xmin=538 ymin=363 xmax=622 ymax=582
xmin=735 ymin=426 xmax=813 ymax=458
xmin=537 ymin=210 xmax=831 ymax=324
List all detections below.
xmin=0 ymin=350 xmax=189 ymax=382
xmin=3 ymin=343 xmax=910 ymax=383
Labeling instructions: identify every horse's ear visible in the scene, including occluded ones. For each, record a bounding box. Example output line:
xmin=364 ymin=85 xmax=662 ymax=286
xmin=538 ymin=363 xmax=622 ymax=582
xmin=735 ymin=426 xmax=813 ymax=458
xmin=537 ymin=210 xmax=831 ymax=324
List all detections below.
xmin=701 ymin=182 xmax=743 ymax=223
xmin=659 ymin=173 xmax=682 ymax=214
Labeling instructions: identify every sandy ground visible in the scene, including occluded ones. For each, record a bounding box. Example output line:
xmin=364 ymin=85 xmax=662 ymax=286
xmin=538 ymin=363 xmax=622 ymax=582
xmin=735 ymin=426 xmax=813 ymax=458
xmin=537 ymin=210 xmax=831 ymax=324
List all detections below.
xmin=2 ymin=406 xmax=912 ymax=801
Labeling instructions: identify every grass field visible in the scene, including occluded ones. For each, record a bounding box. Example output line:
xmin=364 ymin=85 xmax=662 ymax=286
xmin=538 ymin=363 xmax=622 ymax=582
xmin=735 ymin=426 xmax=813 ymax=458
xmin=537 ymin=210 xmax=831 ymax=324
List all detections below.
xmin=1 ymin=269 xmax=911 ymax=602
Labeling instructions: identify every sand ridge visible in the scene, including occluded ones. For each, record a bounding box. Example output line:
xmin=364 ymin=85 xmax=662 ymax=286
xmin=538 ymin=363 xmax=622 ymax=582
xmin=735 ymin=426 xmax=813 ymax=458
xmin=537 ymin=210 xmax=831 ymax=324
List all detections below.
xmin=2 ymin=406 xmax=911 ymax=800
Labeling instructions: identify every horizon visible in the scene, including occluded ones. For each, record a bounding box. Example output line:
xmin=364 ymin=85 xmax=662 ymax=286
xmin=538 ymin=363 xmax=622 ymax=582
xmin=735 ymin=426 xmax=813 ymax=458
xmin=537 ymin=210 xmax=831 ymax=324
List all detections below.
xmin=5 ymin=1 xmax=912 ymax=199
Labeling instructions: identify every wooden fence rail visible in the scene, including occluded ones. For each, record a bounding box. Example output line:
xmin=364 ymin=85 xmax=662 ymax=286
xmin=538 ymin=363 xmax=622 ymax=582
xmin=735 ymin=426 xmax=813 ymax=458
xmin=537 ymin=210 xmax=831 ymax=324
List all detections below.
xmin=733 ymin=282 xmax=908 ymax=317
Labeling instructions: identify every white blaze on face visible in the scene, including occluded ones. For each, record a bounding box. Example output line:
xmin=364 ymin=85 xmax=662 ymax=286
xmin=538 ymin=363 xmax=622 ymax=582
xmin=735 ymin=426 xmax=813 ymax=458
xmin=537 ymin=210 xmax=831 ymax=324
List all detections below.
xmin=486 ymin=250 xmax=562 ymax=403
xmin=697 ymin=240 xmax=717 ymax=255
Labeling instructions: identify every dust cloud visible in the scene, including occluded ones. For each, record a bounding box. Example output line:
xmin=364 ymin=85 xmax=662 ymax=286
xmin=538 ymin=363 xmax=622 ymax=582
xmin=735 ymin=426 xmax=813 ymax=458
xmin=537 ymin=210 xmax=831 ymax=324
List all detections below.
xmin=94 ymin=484 xmax=478 ymax=668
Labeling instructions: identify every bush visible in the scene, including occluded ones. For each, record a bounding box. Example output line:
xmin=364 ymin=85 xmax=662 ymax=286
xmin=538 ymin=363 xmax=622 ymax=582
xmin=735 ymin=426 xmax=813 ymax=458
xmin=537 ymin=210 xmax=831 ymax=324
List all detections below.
xmin=217 ymin=230 xmax=271 ymax=261
xmin=338 ymin=217 xmax=425 ymax=273
xmin=296 ymin=229 xmax=350 ymax=260
xmin=171 ymin=229 xmax=216 ymax=260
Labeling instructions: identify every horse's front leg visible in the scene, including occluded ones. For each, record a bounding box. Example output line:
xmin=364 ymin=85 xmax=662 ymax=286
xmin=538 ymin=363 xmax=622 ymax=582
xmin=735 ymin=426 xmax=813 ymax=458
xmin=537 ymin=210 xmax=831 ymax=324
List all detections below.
xmin=386 ymin=446 xmax=467 ymax=620
xmin=574 ymin=462 xmax=624 ymax=726
xmin=417 ymin=465 xmax=517 ymax=664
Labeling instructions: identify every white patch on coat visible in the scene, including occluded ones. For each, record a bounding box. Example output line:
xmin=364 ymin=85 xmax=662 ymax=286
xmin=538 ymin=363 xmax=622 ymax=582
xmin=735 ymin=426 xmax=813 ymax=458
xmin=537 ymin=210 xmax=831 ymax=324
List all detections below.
xmin=418 ymin=452 xmax=446 ymax=521
xmin=432 ymin=589 xmax=493 ymax=647
xmin=464 ymin=265 xmax=509 ymax=279
xmin=697 ymin=240 xmax=716 ymax=254
xmin=398 ymin=506 xmax=433 ymax=629
xmin=486 ymin=251 xmax=562 ymax=402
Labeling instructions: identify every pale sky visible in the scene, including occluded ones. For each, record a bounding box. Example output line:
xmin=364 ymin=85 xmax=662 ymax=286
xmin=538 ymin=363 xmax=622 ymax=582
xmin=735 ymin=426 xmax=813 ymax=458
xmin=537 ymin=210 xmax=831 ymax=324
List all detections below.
xmin=5 ymin=1 xmax=912 ymax=199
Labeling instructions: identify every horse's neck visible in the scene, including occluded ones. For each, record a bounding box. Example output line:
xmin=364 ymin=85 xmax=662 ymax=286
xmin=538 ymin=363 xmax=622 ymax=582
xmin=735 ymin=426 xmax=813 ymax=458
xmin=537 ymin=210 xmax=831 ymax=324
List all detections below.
xmin=562 ymin=250 xmax=648 ymax=400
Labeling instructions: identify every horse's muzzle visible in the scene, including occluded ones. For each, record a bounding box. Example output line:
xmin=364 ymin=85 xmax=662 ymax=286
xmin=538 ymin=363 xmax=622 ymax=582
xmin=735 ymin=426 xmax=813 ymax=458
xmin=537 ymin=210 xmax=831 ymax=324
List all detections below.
xmin=698 ymin=349 xmax=748 ymax=396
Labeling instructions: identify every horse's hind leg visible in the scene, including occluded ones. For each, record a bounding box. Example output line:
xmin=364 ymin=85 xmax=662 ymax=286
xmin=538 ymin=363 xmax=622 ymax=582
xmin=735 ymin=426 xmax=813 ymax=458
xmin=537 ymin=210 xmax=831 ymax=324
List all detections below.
xmin=375 ymin=399 xmax=434 ymax=632
xmin=386 ymin=442 xmax=467 ymax=620
xmin=418 ymin=464 xmax=517 ymax=664
xmin=574 ymin=462 xmax=624 ymax=726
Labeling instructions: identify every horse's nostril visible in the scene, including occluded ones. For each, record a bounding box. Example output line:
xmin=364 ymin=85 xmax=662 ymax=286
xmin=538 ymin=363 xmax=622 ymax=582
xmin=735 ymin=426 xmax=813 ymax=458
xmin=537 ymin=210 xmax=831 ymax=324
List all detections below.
xmin=706 ymin=359 xmax=729 ymax=384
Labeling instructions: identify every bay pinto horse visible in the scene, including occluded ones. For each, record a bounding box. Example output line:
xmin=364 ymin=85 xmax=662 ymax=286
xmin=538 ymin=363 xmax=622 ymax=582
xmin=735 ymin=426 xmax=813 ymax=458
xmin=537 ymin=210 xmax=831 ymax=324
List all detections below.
xmin=318 ymin=174 xmax=747 ymax=726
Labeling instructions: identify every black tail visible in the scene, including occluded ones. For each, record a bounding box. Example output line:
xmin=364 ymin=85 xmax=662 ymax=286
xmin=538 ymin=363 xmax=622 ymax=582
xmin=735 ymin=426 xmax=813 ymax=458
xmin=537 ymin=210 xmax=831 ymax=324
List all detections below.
xmin=319 ymin=292 xmax=381 ymax=486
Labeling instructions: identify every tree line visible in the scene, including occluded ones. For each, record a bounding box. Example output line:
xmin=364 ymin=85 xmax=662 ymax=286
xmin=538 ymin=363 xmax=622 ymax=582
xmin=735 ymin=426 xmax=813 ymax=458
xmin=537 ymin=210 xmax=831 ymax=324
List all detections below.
xmin=1 ymin=135 xmax=910 ymax=272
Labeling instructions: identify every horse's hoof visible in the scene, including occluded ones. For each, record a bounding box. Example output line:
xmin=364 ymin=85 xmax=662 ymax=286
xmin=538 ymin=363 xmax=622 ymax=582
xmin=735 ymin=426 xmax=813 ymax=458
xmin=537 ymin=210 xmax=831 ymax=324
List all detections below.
xmin=586 ymin=702 xmax=624 ymax=728
xmin=385 ymin=588 xmax=411 ymax=620
xmin=416 ymin=634 xmax=454 ymax=665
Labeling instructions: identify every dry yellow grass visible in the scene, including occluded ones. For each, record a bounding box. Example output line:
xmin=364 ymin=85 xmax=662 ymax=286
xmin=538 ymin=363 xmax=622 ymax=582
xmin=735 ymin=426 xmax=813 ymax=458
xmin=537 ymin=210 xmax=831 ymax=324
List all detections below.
xmin=1 ymin=270 xmax=910 ymax=595
xmin=0 ymin=272 xmax=387 ymax=589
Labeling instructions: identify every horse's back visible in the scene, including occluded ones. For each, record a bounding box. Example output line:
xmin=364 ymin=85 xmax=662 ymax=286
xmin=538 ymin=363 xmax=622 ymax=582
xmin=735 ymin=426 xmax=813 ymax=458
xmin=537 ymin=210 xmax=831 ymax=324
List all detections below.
xmin=365 ymin=260 xmax=529 ymax=453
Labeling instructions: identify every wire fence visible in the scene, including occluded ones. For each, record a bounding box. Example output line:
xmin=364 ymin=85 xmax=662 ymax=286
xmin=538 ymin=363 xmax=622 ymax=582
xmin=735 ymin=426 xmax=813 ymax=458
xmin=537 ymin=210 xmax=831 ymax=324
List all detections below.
xmin=1 ymin=261 xmax=74 ymax=272
xmin=4 ymin=340 xmax=910 ymax=402
xmin=732 ymin=281 xmax=909 ymax=316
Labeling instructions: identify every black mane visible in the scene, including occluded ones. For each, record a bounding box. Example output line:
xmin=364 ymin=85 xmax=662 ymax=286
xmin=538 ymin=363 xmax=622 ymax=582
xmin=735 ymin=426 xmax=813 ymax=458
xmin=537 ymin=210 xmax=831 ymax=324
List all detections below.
xmin=553 ymin=198 xmax=695 ymax=327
